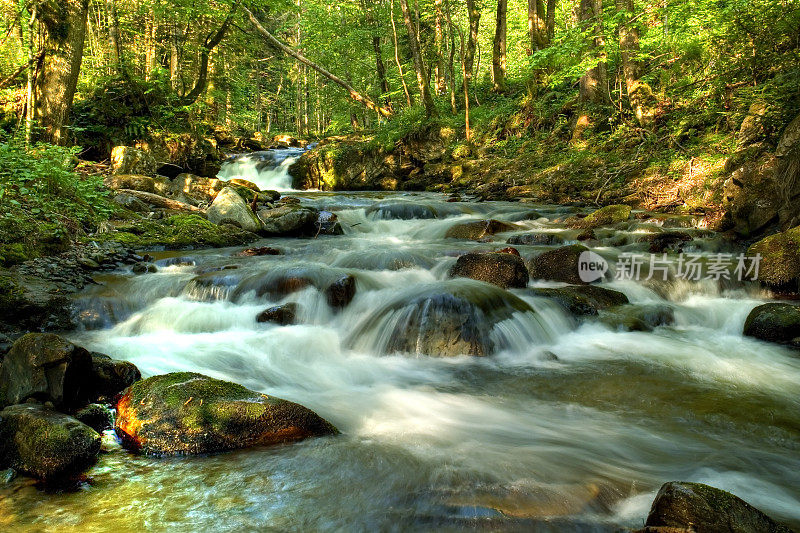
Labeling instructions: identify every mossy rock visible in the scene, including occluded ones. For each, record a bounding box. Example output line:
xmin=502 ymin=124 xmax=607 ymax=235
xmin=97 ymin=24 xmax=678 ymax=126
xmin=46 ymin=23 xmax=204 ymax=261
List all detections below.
xmin=449 ymin=252 xmax=529 ymax=289
xmin=747 ymin=226 xmax=800 ymax=288
xmin=527 ymin=285 xmax=628 ymax=317
xmin=645 ymin=481 xmax=793 ymax=532
xmin=0 ymin=404 xmax=101 ymax=481
xmin=570 ymin=205 xmax=632 ymax=229
xmin=527 ymin=244 xmax=591 ymax=285
xmin=743 ymin=303 xmax=800 ymax=347
xmin=96 ymin=214 xmax=259 ymax=250
xmin=445 ymin=219 xmax=521 ymax=240
xmin=115 ymin=372 xmax=338 ymax=455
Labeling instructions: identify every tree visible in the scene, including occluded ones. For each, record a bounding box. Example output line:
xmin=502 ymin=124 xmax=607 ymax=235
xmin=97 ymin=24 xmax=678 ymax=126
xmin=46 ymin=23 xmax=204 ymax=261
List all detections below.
xmin=528 ymin=0 xmax=556 ymax=51
xmin=463 ymin=0 xmax=481 ymax=98
xmin=491 ymin=0 xmax=508 ymax=93
xmin=33 ymin=0 xmax=90 ymax=145
xmin=616 ymin=0 xmax=654 ymax=126
xmin=573 ymin=0 xmax=607 ymax=141
xmin=399 ymin=0 xmax=436 ymax=117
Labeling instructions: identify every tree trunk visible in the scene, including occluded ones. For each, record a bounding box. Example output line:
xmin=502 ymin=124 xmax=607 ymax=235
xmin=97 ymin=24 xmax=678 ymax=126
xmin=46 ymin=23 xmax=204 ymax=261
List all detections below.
xmin=528 ymin=0 xmax=551 ymax=51
xmin=170 ymin=22 xmax=182 ymax=91
xmin=245 ymin=7 xmax=393 ymax=117
xmin=372 ymin=35 xmax=392 ymax=110
xmin=181 ymin=2 xmax=238 ymax=105
xmin=573 ymin=0 xmax=607 ymax=141
xmin=399 ymin=0 xmax=436 ymax=117
xmin=434 ymin=0 xmax=447 ymax=95
xmin=444 ymin=0 xmax=470 ymax=140
xmin=616 ymin=0 xmax=654 ymax=126
xmin=390 ymin=0 xmax=413 ymax=107
xmin=463 ymin=0 xmax=480 ymax=96
xmin=33 ymin=0 xmax=89 ymax=145
xmin=144 ymin=5 xmax=157 ymax=80
xmin=105 ymin=0 xmax=125 ymax=77
xmin=491 ymin=0 xmax=507 ymax=93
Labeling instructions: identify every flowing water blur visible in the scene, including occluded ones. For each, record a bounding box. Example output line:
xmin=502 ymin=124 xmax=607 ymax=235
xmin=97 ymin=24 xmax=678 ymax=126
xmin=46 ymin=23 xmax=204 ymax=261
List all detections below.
xmin=2 ymin=153 xmax=799 ymax=532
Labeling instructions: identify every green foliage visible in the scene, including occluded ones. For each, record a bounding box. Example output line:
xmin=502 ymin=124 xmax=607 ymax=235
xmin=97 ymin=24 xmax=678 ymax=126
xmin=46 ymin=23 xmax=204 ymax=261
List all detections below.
xmin=0 ymin=137 xmax=114 ymax=265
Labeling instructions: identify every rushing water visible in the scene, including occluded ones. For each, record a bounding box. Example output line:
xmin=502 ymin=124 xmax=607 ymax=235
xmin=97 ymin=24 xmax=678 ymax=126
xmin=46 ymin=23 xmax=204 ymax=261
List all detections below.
xmin=2 ymin=154 xmax=800 ymax=532
xmin=216 ymin=148 xmax=307 ymax=191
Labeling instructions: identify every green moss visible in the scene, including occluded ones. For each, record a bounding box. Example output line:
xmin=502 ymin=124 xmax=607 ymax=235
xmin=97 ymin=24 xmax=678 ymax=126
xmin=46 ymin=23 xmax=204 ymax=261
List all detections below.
xmin=93 ymin=214 xmax=258 ymax=250
xmin=748 ymin=226 xmax=800 ymax=285
xmin=577 ymin=205 xmax=632 ymax=229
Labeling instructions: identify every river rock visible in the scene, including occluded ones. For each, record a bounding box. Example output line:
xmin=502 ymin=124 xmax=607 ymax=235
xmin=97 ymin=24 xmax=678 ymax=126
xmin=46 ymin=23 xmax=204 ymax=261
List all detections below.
xmin=256 ymin=303 xmax=298 ymax=325
xmin=366 ymin=202 xmax=437 ymax=220
xmin=527 ymin=244 xmax=591 ymax=285
xmin=75 ymin=403 xmax=114 ymax=432
xmin=317 ymin=211 xmax=344 ymax=235
xmin=111 ymin=146 xmax=157 ymax=175
xmin=527 ymin=285 xmax=628 ymax=316
xmin=325 ymin=275 xmax=356 ymax=308
xmin=258 ymin=205 xmax=319 ymax=236
xmin=171 ymin=173 xmax=225 ymax=205
xmin=449 ymin=252 xmax=529 ymax=289
xmin=747 ymin=226 xmax=800 ymax=289
xmin=743 ymin=303 xmax=800 ymax=346
xmin=88 ymin=352 xmax=141 ymax=402
xmin=641 ymin=231 xmax=693 ymax=253
xmin=115 ymin=372 xmax=337 ymax=455
xmin=0 ymin=333 xmax=92 ymax=409
xmin=599 ymin=303 xmax=675 ymax=331
xmin=104 ymin=174 xmax=158 ymax=194
xmin=236 ymin=246 xmax=282 ymax=257
xmin=113 ymin=192 xmax=150 ymax=212
xmin=346 ymin=280 xmax=533 ymax=357
xmin=0 ymin=404 xmax=101 ymax=480
xmin=207 ymin=187 xmax=263 ymax=233
xmin=507 ymin=232 xmax=565 ymax=246
xmin=644 ymin=481 xmax=793 ymax=532
xmin=445 ymin=219 xmax=521 ymax=240
xmin=569 ymin=205 xmax=632 ymax=229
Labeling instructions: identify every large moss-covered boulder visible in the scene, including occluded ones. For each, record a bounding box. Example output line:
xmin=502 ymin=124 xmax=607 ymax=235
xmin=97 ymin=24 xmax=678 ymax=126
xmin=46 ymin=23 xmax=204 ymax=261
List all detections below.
xmin=258 ymin=205 xmax=319 ymax=236
xmin=644 ymin=481 xmax=793 ymax=532
xmin=569 ymin=205 xmax=632 ymax=229
xmin=171 ymin=173 xmax=225 ymax=205
xmin=527 ymin=244 xmax=592 ymax=285
xmin=0 ymin=333 xmax=92 ymax=409
xmin=445 ymin=219 xmax=520 ymax=240
xmin=115 ymin=373 xmax=337 ymax=455
xmin=449 ymin=252 xmax=529 ymax=289
xmin=103 ymin=174 xmax=163 ymax=194
xmin=527 ymin=285 xmax=628 ymax=317
xmin=743 ymin=303 xmax=800 ymax=346
xmin=207 ymin=187 xmax=263 ymax=233
xmin=111 ymin=146 xmax=157 ymax=175
xmin=0 ymin=404 xmax=101 ymax=480
xmin=747 ymin=226 xmax=800 ymax=288
xmin=599 ymin=303 xmax=675 ymax=331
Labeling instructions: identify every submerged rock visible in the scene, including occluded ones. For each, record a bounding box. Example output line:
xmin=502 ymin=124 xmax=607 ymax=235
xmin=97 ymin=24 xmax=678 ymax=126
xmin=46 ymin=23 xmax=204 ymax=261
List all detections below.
xmin=366 ymin=202 xmax=437 ymax=220
xmin=325 ymin=275 xmax=356 ymax=308
xmin=256 ymin=303 xmax=298 ymax=325
xmin=232 ymin=265 xmax=354 ymax=303
xmin=115 ymin=372 xmax=337 ymax=455
xmin=527 ymin=285 xmax=629 ymax=317
xmin=642 ymin=231 xmax=694 ymax=254
xmin=75 ymin=403 xmax=114 ymax=432
xmin=236 ymin=246 xmax=282 ymax=257
xmin=507 ymin=232 xmax=565 ymax=246
xmin=644 ymin=481 xmax=793 ymax=532
xmin=207 ymin=187 xmax=263 ymax=233
xmin=449 ymin=252 xmax=529 ymax=289
xmin=346 ymin=280 xmax=533 ymax=357
xmin=527 ymin=244 xmax=592 ymax=285
xmin=445 ymin=219 xmax=521 ymax=240
xmin=599 ymin=303 xmax=675 ymax=331
xmin=743 ymin=303 xmax=800 ymax=347
xmin=0 ymin=404 xmax=101 ymax=480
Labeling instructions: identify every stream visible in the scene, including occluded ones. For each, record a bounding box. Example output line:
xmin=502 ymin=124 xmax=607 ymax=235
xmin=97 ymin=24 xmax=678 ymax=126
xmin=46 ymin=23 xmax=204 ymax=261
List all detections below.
xmin=1 ymin=149 xmax=799 ymax=532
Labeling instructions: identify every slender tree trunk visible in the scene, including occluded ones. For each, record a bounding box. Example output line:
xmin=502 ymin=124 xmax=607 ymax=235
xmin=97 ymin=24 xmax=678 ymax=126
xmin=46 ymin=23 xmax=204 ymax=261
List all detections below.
xmin=390 ymin=0 xmax=413 ymax=107
xmin=444 ymin=0 xmax=470 ymax=140
xmin=446 ymin=13 xmax=458 ymax=113
xmin=372 ymin=35 xmax=392 ymax=110
xmin=181 ymin=2 xmax=238 ymax=105
xmin=546 ymin=0 xmax=556 ymax=40
xmin=145 ymin=5 xmax=157 ymax=80
xmin=33 ymin=0 xmax=89 ymax=145
xmin=170 ymin=22 xmax=182 ymax=91
xmin=434 ymin=0 xmax=447 ymax=95
xmin=245 ymin=7 xmax=393 ymax=117
xmin=463 ymin=0 xmax=480 ymax=96
xmin=528 ymin=0 xmax=552 ymax=51
xmin=491 ymin=0 xmax=507 ymax=93
xmin=105 ymin=0 xmax=125 ymax=77
xmin=573 ymin=0 xmax=607 ymax=141
xmin=399 ymin=0 xmax=436 ymax=116
xmin=616 ymin=0 xmax=653 ymax=126
xmin=24 ymin=6 xmax=38 ymax=145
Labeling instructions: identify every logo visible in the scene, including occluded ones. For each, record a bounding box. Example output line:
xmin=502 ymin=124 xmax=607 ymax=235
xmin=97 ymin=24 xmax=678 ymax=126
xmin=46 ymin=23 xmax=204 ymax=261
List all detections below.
xmin=578 ymin=250 xmax=609 ymax=283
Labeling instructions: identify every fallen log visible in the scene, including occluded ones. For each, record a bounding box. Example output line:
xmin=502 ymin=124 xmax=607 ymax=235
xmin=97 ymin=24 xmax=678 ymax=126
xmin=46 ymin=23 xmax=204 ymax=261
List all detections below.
xmin=117 ymin=189 xmax=204 ymax=213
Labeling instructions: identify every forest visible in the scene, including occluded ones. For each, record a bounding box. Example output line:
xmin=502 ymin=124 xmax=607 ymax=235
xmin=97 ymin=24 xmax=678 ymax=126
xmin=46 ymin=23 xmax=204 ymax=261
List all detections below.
xmin=1 ymin=0 xmax=800 ymax=531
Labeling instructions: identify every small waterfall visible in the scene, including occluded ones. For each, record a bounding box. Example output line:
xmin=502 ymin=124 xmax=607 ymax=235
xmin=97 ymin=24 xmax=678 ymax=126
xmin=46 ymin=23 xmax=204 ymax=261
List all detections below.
xmin=217 ymin=148 xmax=306 ymax=191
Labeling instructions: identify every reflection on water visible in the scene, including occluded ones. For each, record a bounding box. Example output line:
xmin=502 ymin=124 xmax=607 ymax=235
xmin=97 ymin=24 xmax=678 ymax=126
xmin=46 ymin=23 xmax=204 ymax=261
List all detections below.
xmin=3 ymin=191 xmax=799 ymax=532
